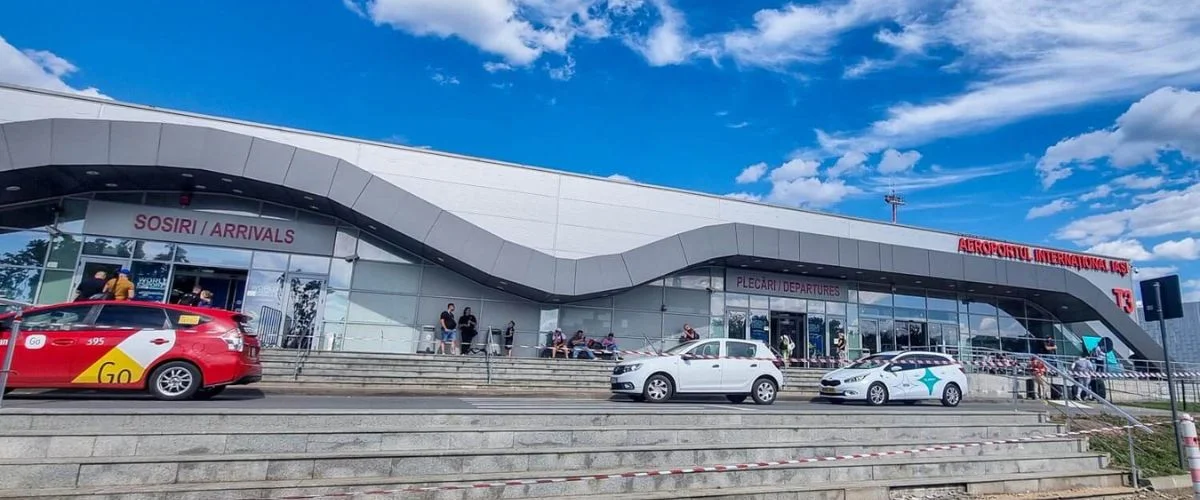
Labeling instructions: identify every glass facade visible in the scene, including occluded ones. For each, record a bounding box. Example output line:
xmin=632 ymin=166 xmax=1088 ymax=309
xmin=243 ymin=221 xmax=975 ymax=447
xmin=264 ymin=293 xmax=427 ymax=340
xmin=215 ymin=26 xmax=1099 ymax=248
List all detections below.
xmin=0 ymin=193 xmax=1094 ymax=360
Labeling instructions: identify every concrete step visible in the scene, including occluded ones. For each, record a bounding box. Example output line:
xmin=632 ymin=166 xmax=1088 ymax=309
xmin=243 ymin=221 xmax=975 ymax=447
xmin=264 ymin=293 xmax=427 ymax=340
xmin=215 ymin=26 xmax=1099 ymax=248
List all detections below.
xmin=0 ymin=423 xmax=1071 ymax=458
xmin=241 ymin=382 xmax=820 ymax=399
xmin=0 ymin=409 xmax=1050 ymax=433
xmin=0 ymin=453 xmax=1111 ymax=499
xmin=548 ymin=473 xmax=1134 ymax=500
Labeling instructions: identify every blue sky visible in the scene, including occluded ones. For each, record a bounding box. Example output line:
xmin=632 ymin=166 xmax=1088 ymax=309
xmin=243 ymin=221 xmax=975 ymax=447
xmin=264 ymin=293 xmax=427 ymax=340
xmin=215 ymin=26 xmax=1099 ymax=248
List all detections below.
xmin=0 ymin=0 xmax=1198 ymax=300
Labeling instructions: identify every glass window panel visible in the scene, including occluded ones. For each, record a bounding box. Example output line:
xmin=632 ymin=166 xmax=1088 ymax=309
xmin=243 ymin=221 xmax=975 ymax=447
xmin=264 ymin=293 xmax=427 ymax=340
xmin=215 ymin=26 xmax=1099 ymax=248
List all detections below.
xmin=324 ymin=289 xmax=349 ymax=323
xmin=999 ymin=317 xmax=1030 ymax=337
xmin=1025 ymin=302 xmax=1055 ymax=321
xmin=664 ymin=287 xmax=709 ymax=315
xmin=242 ymin=270 xmax=286 ymax=345
xmin=710 ymin=292 xmax=724 ymax=316
xmin=968 ymin=314 xmax=1000 ymax=338
xmin=893 ymin=289 xmax=926 ymax=310
xmin=0 ymin=202 xmax=56 ymax=229
xmin=613 ymin=310 xmax=663 ymax=339
xmin=288 ymin=255 xmax=330 ymax=274
xmin=36 ymin=269 xmax=74 ymax=304
xmin=0 ymin=266 xmax=42 ymax=304
xmin=857 ymin=285 xmax=892 ymax=306
xmin=130 ymin=261 xmax=170 ymax=302
xmin=826 ymin=301 xmax=847 ymax=315
xmin=357 ymin=234 xmax=419 ymax=264
xmin=45 ymin=234 xmax=82 ymax=270
xmin=478 ymin=301 xmax=541 ymax=335
xmin=859 ymin=304 xmax=892 ymax=319
xmin=750 ymin=295 xmax=769 ymax=309
xmin=416 ymin=297 xmax=480 ymax=330
xmin=665 ymin=313 xmax=709 ymax=340
xmin=56 ymin=198 xmax=89 ymax=233
xmin=966 ymin=296 xmax=998 ymax=315
xmin=186 ymin=193 xmax=262 ymax=217
xmin=894 ymin=307 xmax=927 ymax=321
xmin=726 ymin=293 xmax=749 ymax=308
xmin=927 ymin=309 xmax=958 ymax=324
xmin=613 ymin=285 xmax=663 ymax=312
xmin=997 ymin=298 xmax=1025 ymax=322
xmin=927 ymin=323 xmax=943 ymax=347
xmin=926 ymin=291 xmax=959 ymax=312
xmin=559 ymin=306 xmax=613 ymax=336
xmin=260 ymin=202 xmax=295 ymax=221
xmin=539 ymin=308 xmax=560 ymax=334
xmin=806 ymin=314 xmax=827 ymax=356
xmin=328 ymin=259 xmax=353 ymax=289
xmin=749 ymin=310 xmax=769 ymax=343
xmin=848 ymin=288 xmax=858 ymax=303
xmin=95 ymin=305 xmax=169 ymax=329
xmin=334 ymin=229 xmax=357 ymax=257
xmin=82 ymin=236 xmax=134 ymax=259
xmin=419 ymin=266 xmax=496 ymax=299
xmin=0 ymin=230 xmax=49 ymax=267
xmin=878 ymin=319 xmax=895 ymax=352
xmin=807 ymin=300 xmax=825 ymax=314
xmin=174 ymin=244 xmax=252 ymax=268
xmin=726 ymin=309 xmax=748 ymax=340
xmin=709 ymin=315 xmax=725 ymax=338
xmin=252 ymin=251 xmax=290 ymax=271
xmin=342 ymin=323 xmax=420 ymax=354
xmin=664 ymin=269 xmax=712 ymax=290
xmin=134 ymin=241 xmax=175 ymax=262
xmin=295 ymin=209 xmax=334 ymax=226
xmin=770 ymin=297 xmax=806 ymax=313
xmin=348 ymin=292 xmax=417 ymax=325
xmin=711 ymin=273 xmax=724 ymax=291
xmin=942 ymin=324 xmax=961 ymax=348
xmin=846 ymin=304 xmax=858 ymax=326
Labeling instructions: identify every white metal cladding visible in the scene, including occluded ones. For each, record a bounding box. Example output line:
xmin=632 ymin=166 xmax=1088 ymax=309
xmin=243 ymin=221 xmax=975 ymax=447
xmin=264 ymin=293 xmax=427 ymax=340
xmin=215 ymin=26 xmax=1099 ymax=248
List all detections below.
xmin=0 ymin=84 xmax=1133 ymax=297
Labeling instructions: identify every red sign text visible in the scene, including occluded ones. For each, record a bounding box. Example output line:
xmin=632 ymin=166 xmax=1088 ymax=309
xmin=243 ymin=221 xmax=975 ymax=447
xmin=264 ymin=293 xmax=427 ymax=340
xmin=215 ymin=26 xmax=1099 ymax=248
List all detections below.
xmin=134 ymin=214 xmax=295 ymax=245
xmin=957 ymin=238 xmax=1129 ymax=276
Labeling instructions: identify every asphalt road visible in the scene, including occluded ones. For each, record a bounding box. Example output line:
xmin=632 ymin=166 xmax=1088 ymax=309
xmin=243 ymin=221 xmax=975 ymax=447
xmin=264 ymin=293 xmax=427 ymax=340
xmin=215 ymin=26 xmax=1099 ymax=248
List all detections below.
xmin=0 ymin=389 xmax=1050 ymax=412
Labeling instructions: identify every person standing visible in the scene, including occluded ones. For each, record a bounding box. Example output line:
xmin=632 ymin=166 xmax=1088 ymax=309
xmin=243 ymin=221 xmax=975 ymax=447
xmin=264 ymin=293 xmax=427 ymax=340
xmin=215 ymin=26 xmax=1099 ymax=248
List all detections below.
xmin=834 ymin=331 xmax=848 ymax=366
xmin=458 ymin=306 xmax=478 ymax=355
xmin=104 ymin=268 xmax=136 ymax=301
xmin=1071 ymin=356 xmax=1094 ymax=401
xmin=177 ymin=285 xmax=203 ymax=306
xmin=503 ymin=321 xmax=516 ymax=357
xmin=1030 ymin=357 xmax=1049 ymax=400
xmin=74 ymin=270 xmax=108 ymax=301
xmin=197 ymin=290 xmax=215 ymax=308
xmin=437 ymin=303 xmax=457 ymax=355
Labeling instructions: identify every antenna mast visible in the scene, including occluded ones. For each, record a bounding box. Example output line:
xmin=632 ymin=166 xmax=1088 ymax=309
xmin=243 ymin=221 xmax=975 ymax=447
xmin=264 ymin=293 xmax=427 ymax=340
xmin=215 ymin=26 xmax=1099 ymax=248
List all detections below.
xmin=884 ymin=188 xmax=906 ymax=224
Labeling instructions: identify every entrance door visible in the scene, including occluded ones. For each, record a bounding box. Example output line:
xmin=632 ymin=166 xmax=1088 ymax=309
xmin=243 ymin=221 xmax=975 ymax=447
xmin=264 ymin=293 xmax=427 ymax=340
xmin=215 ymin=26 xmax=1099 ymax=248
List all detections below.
xmin=726 ymin=310 xmax=748 ymax=340
xmin=769 ymin=312 xmax=804 ymax=365
xmin=280 ymin=275 xmax=326 ymax=350
xmin=75 ymin=257 xmax=126 ymax=300
xmin=860 ymin=319 xmax=879 ymax=356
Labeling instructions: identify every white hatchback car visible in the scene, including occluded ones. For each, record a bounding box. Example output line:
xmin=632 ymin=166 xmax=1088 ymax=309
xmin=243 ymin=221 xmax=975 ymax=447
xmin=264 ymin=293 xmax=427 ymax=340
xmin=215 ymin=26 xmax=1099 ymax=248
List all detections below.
xmin=611 ymin=339 xmax=786 ymax=405
xmin=819 ymin=351 xmax=967 ymax=407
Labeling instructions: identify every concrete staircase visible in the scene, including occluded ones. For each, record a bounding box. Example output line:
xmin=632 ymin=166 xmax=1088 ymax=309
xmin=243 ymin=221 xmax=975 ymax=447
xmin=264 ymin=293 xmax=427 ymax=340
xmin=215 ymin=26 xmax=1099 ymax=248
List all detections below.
xmin=0 ymin=407 xmax=1132 ymax=499
xmin=257 ymin=350 xmax=826 ymax=398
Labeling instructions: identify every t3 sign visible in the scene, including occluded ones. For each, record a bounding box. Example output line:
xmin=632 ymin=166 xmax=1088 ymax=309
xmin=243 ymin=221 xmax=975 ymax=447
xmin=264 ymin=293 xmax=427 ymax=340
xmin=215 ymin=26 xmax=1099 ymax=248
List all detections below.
xmin=1111 ymin=288 xmax=1136 ymax=314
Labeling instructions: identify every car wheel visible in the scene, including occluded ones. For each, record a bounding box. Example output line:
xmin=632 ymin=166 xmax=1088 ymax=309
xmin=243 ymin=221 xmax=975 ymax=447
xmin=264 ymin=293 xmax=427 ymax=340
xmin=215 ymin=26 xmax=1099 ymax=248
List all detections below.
xmin=148 ymin=361 xmax=202 ymax=401
xmin=941 ymin=383 xmax=962 ymax=407
xmin=193 ymin=385 xmax=226 ymax=401
xmin=726 ymin=394 xmax=747 ymax=404
xmin=866 ymin=383 xmax=889 ymax=406
xmin=751 ymin=378 xmax=778 ymax=405
xmin=642 ymin=374 xmax=674 ymax=403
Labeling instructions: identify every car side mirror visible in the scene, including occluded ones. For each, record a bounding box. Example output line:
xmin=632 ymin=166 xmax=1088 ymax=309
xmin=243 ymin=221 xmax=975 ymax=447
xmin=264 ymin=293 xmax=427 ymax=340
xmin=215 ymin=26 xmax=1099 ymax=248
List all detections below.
xmin=681 ymin=353 xmax=695 ymax=361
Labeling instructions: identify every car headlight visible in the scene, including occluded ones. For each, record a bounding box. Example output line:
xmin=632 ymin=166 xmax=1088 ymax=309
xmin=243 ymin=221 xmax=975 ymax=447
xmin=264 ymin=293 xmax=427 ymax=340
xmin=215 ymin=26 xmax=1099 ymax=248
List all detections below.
xmin=842 ymin=374 xmax=867 ymax=384
xmin=614 ymin=364 xmax=642 ymax=375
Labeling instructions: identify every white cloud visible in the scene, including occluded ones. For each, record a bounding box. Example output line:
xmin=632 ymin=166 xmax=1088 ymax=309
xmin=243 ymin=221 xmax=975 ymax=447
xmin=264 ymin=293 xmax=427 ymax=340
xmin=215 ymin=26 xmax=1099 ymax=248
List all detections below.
xmin=1079 ymin=184 xmax=1114 ymax=202
xmin=1039 ymin=87 xmax=1200 ymax=187
xmin=348 ymin=0 xmax=610 ymax=66
xmin=622 ymin=0 xmax=699 ymax=66
xmin=735 ymin=162 xmax=767 ymax=184
xmin=1152 ymin=238 xmax=1200 ymax=260
xmin=1113 ymin=174 xmax=1166 ymax=190
xmin=1085 ymin=239 xmax=1152 ymax=261
xmin=876 ymin=148 xmax=922 ymax=174
xmin=769 ymin=159 xmax=821 ymax=183
xmin=714 ymin=110 xmax=729 ymax=117
xmin=607 ymin=173 xmax=634 ymax=182
xmin=858 ymin=160 xmax=1020 ymax=192
xmin=767 ymin=176 xmax=861 ymax=208
xmin=724 ymin=192 xmax=762 ymax=202
xmin=547 ymin=54 xmax=576 ymax=81
xmin=726 ymin=121 xmax=750 ymax=129
xmin=431 ymin=72 xmax=460 ymax=85
xmin=1183 ymin=279 xmax=1200 ymax=302
xmin=1089 ymin=202 xmax=1115 ymax=210
xmin=1055 ymin=182 xmax=1200 ymax=245
xmin=0 ymin=36 xmax=106 ymax=98
xmin=483 ymin=61 xmax=514 ymax=72
xmin=1026 ymin=198 xmax=1075 ymax=220
xmin=1135 ymin=266 xmax=1178 ymax=281
xmin=827 ymin=151 xmax=868 ymax=178
xmin=814 ymin=1 xmax=1200 ymax=161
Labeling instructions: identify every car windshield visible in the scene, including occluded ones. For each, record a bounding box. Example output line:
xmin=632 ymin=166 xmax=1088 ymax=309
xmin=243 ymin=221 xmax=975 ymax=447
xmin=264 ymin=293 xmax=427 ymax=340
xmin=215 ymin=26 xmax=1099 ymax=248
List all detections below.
xmin=845 ymin=354 xmax=896 ymax=369
xmin=664 ymin=341 xmax=699 ymax=355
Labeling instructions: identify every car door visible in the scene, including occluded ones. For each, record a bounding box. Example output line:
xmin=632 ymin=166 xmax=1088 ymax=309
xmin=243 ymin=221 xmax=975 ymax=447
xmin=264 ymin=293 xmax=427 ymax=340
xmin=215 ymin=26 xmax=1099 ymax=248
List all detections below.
xmin=70 ymin=304 xmax=174 ymax=388
xmin=1 ymin=305 xmax=97 ymax=386
xmin=676 ymin=341 xmax=723 ymax=392
xmin=883 ymin=355 xmax=923 ymax=400
xmin=721 ymin=340 xmax=762 ymax=392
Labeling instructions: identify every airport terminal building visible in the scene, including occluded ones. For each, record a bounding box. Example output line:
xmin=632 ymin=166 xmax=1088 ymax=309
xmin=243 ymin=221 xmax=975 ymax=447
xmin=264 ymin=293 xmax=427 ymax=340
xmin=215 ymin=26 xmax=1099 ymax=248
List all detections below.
xmin=0 ymin=83 xmax=1163 ymax=363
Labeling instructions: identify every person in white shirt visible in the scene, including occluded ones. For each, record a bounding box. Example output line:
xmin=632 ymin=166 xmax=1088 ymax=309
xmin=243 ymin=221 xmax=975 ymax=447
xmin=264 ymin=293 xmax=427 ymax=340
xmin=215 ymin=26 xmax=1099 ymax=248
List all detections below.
xmin=1071 ymin=356 xmax=1095 ymax=401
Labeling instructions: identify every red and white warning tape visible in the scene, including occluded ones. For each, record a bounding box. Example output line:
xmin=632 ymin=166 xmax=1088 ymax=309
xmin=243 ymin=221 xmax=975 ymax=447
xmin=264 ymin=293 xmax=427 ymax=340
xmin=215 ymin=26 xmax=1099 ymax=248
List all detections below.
xmin=264 ymin=419 xmax=1170 ymax=499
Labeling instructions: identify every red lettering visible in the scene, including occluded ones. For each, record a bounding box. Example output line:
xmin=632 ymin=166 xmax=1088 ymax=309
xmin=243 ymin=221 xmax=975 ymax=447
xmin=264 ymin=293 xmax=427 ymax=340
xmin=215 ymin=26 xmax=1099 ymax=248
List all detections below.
xmin=1112 ymin=288 xmax=1135 ymax=314
xmin=133 ymin=214 xmax=147 ymax=230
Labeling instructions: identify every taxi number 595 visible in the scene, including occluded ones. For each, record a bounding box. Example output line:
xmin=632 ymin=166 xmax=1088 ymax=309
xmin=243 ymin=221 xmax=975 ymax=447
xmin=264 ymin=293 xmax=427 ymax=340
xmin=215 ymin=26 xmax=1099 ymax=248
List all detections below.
xmin=86 ymin=337 xmax=105 ymax=346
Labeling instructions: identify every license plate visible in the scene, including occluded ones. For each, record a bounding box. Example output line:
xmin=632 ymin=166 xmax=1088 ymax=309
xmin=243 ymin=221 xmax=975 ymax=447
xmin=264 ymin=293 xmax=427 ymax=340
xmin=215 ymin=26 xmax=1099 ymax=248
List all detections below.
xmin=820 ymin=387 xmax=836 ymax=394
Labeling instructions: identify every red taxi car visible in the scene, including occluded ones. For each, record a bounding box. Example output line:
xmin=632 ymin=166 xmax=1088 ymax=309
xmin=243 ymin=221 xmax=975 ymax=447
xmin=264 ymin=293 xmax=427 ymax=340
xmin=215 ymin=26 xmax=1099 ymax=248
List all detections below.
xmin=0 ymin=301 xmax=261 ymax=400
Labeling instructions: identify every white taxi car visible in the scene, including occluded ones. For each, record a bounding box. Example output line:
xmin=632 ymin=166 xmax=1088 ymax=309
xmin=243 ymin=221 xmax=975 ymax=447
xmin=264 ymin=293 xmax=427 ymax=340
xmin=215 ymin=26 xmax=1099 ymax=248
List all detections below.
xmin=611 ymin=339 xmax=785 ymax=405
xmin=819 ymin=351 xmax=967 ymax=407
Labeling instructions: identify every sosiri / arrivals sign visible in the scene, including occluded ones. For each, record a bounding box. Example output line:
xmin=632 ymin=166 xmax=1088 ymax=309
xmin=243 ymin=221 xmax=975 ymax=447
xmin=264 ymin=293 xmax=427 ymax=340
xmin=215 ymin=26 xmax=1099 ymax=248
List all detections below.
xmin=83 ymin=201 xmax=337 ymax=255
xmin=725 ymin=269 xmax=849 ymax=302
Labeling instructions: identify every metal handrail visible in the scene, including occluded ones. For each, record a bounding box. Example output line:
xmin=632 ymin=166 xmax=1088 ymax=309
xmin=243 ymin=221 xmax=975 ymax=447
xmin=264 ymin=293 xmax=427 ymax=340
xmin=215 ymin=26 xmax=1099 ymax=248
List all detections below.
xmin=0 ymin=297 xmax=34 ymax=408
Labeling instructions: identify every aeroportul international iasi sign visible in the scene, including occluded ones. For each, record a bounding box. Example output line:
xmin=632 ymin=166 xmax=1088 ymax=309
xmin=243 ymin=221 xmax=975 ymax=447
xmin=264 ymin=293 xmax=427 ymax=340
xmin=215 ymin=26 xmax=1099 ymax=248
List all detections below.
xmin=957 ymin=237 xmax=1131 ymax=276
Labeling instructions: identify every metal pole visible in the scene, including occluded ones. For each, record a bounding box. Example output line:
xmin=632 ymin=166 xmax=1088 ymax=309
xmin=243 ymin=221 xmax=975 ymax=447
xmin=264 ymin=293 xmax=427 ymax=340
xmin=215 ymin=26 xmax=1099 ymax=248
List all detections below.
xmin=0 ymin=319 xmax=22 ymax=409
xmin=1156 ymin=283 xmax=1186 ymax=469
xmin=1126 ymin=425 xmax=1140 ymax=489
xmin=1179 ymin=414 xmax=1200 ymax=500
xmin=485 ymin=326 xmax=492 ymax=385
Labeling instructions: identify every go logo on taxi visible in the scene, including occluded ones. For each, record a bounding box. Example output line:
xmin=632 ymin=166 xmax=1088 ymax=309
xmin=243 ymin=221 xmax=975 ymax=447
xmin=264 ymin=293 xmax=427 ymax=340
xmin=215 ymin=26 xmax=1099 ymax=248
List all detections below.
xmin=71 ymin=329 xmax=177 ymax=385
